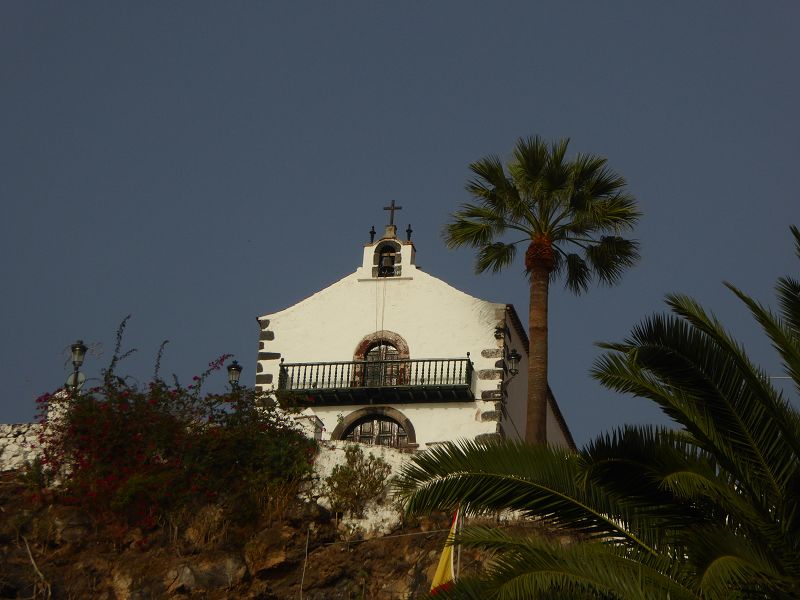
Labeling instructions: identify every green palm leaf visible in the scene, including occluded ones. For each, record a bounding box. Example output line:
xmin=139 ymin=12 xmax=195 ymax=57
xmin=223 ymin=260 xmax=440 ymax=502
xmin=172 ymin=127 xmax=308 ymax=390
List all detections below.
xmin=581 ymin=426 xmax=790 ymax=565
xmin=776 ymin=225 xmax=800 ymax=343
xmin=725 ymin=281 xmax=800 ymax=425
xmin=563 ymin=253 xmax=591 ymax=294
xmin=431 ymin=528 xmax=702 ymax=600
xmin=593 ymin=299 xmax=798 ymax=505
xmin=396 ymin=439 xmax=661 ymax=555
xmin=585 ymin=236 xmax=641 ymax=285
xmin=476 ymin=243 xmax=517 ymax=274
xmin=777 ymin=275 xmax=800 ymax=343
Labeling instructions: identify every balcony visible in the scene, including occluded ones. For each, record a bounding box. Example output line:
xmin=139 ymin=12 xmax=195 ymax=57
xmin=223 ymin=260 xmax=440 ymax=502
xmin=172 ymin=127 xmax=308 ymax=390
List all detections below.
xmin=277 ymin=357 xmax=473 ymax=406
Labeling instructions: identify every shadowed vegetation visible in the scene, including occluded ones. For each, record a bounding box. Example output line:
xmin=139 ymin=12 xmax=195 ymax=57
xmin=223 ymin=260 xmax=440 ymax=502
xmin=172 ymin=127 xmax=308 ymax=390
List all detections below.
xmin=399 ymin=227 xmax=800 ymax=599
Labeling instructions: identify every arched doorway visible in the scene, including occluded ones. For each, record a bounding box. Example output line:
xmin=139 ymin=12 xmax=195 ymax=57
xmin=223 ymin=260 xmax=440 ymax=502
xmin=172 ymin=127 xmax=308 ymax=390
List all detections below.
xmin=353 ymin=331 xmax=410 ymax=387
xmin=365 ymin=341 xmax=400 ymax=386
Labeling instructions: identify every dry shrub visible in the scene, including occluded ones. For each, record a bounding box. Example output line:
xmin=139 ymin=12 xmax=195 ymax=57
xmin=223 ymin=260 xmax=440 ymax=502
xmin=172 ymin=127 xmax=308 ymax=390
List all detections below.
xmin=183 ymin=504 xmax=228 ymax=549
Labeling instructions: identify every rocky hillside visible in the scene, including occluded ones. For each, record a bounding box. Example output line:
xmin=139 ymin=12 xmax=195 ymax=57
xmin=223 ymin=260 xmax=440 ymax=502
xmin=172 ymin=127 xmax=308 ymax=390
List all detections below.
xmin=0 ymin=470 xmax=487 ymax=599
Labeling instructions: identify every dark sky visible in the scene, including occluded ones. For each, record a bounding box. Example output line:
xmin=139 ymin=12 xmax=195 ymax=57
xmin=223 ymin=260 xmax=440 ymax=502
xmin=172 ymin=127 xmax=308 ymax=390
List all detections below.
xmin=1 ymin=2 xmax=797 ymax=446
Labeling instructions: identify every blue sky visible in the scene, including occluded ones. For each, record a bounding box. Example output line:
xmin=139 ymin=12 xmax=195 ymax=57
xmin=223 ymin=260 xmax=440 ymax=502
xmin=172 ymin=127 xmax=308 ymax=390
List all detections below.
xmin=1 ymin=2 xmax=797 ymax=446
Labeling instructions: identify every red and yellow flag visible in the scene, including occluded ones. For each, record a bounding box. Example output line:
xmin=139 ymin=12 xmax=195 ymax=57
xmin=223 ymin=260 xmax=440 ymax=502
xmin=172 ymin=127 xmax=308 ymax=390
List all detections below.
xmin=430 ymin=510 xmax=460 ymax=595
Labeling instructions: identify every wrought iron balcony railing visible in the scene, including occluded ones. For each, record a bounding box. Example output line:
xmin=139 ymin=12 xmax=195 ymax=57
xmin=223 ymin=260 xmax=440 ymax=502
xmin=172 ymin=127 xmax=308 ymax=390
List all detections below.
xmin=277 ymin=356 xmax=473 ymax=405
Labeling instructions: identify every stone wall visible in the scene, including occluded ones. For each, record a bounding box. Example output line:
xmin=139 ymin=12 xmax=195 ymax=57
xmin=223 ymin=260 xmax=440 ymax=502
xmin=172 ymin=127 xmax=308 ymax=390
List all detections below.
xmin=0 ymin=423 xmax=41 ymax=471
xmin=310 ymin=441 xmax=411 ymax=537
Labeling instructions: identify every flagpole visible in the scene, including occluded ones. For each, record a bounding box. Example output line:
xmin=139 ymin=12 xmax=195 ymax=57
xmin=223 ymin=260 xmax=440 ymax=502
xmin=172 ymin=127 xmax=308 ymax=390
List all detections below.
xmin=430 ymin=509 xmax=460 ymax=594
xmin=455 ymin=509 xmax=462 ymax=580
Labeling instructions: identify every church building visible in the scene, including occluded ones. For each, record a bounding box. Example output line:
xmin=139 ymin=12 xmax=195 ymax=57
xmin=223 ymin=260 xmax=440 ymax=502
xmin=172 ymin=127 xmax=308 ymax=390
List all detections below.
xmin=256 ymin=205 xmax=574 ymax=450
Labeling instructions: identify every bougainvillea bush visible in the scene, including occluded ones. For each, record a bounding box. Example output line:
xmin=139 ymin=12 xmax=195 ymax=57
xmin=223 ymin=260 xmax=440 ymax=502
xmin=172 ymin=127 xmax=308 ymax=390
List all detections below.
xmin=31 ymin=334 xmax=316 ymax=529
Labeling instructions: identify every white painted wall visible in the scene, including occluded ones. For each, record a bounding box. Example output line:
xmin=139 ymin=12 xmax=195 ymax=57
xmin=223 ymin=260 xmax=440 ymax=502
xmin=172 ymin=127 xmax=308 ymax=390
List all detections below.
xmin=313 ymin=401 xmax=488 ymax=447
xmin=257 ymin=233 xmax=506 ymax=448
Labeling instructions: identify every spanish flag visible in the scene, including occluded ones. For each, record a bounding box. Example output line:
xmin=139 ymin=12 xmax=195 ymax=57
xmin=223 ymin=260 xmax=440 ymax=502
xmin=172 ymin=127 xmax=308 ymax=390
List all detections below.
xmin=430 ymin=510 xmax=460 ymax=595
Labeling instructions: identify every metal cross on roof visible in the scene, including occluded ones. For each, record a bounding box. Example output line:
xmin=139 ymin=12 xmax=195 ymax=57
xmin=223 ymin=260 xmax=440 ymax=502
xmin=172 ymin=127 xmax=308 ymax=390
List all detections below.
xmin=383 ymin=199 xmax=402 ymax=225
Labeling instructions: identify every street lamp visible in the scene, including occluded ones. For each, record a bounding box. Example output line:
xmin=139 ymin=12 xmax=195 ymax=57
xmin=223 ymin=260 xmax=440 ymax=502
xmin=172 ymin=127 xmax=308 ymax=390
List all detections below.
xmin=227 ymin=360 xmax=242 ymax=390
xmin=71 ymin=340 xmax=87 ymax=368
xmin=66 ymin=339 xmax=88 ymax=392
xmin=506 ymin=348 xmax=521 ymax=377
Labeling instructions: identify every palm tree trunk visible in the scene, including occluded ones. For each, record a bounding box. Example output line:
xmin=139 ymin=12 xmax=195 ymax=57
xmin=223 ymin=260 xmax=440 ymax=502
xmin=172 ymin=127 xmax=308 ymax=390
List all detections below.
xmin=526 ymin=264 xmax=549 ymax=444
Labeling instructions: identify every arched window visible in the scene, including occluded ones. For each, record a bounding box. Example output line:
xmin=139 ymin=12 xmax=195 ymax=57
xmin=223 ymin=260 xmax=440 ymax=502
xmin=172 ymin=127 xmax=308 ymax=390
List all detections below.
xmin=342 ymin=414 xmax=408 ymax=447
xmin=331 ymin=407 xmax=416 ymax=447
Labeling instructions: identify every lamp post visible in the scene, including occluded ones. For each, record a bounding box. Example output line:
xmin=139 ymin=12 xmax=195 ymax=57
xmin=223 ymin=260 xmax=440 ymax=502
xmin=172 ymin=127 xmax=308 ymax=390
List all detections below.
xmin=498 ymin=348 xmax=523 ymax=439
xmin=66 ymin=339 xmax=87 ymax=393
xmin=506 ymin=348 xmax=521 ymax=377
xmin=227 ymin=360 xmax=242 ymax=391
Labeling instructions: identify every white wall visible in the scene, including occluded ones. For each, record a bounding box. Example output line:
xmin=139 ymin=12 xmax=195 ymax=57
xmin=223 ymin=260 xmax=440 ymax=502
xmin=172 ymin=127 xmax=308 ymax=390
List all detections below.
xmin=311 ymin=440 xmax=411 ymax=536
xmin=314 ymin=401 xmax=489 ymax=446
xmin=257 ymin=236 xmax=506 ymax=448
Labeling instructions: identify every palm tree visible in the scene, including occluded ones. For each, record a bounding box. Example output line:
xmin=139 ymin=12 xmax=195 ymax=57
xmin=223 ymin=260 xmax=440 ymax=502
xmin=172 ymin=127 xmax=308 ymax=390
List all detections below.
xmin=444 ymin=136 xmax=640 ymax=444
xmin=397 ymin=228 xmax=800 ymax=598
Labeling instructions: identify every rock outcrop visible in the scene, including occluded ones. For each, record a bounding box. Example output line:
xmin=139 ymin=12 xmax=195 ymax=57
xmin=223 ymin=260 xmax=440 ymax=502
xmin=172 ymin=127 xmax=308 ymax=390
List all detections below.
xmin=0 ymin=470 xmax=484 ymax=599
xmin=0 ymin=424 xmax=41 ymax=471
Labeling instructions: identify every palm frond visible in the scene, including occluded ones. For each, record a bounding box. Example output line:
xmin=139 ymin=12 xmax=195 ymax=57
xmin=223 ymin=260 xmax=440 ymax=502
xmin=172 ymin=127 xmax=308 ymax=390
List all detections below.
xmin=568 ymin=153 xmax=628 ymax=212
xmin=549 ymin=249 xmax=565 ymax=281
xmin=593 ymin=298 xmax=799 ymax=516
xmin=476 ymin=243 xmax=518 ymax=274
xmin=442 ymin=528 xmax=702 ymax=600
xmin=581 ymin=426 xmax=786 ymax=555
xmin=542 ymin=139 xmax=572 ymax=198
xmin=547 ymin=138 xmax=570 ymax=173
xmin=564 ymin=253 xmax=591 ymax=294
xmin=443 ymin=203 xmax=508 ymax=249
xmin=688 ymin=524 xmax=797 ymax=599
xmin=467 ymin=156 xmax=510 ymax=195
xmin=467 ymin=156 xmax=522 ymax=213
xmin=778 ymin=225 xmax=800 ymax=338
xmin=455 ymin=204 xmax=510 ymax=231
xmin=396 ymin=439 xmax=661 ymax=555
xmin=584 ymin=236 xmax=641 ymax=285
xmin=570 ymin=153 xmax=609 ymax=187
xmin=777 ymin=275 xmax=800 ymax=342
xmin=509 ymin=135 xmax=552 ymax=199
xmin=507 ymin=136 xmax=557 ymax=230
xmin=665 ymin=293 xmax=800 ymax=496
xmin=568 ymin=193 xmax=641 ymax=235
xmin=725 ymin=281 xmax=800 ymax=412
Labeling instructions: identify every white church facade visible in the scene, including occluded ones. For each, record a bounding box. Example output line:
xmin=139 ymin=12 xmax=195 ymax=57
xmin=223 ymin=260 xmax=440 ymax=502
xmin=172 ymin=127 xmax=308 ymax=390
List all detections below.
xmin=255 ymin=213 xmax=574 ymax=450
